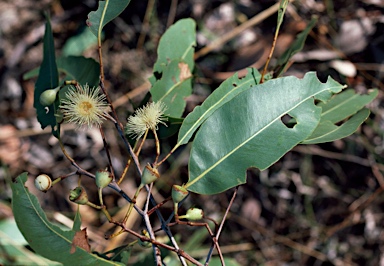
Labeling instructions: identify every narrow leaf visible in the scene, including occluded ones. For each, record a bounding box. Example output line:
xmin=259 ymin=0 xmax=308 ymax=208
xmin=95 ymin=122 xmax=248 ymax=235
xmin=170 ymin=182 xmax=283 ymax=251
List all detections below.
xmin=301 ymin=108 xmax=370 ymax=144
xmin=11 ymin=173 xmax=123 ymax=265
xmin=87 ymin=0 xmax=131 ymax=37
xmin=317 ymin=88 xmax=378 ymax=123
xmin=33 ymin=17 xmax=60 ymax=138
xmin=274 ymin=16 xmax=317 ymax=77
xmin=177 ymin=68 xmax=261 ymax=148
xmin=186 ymin=72 xmax=346 ymax=195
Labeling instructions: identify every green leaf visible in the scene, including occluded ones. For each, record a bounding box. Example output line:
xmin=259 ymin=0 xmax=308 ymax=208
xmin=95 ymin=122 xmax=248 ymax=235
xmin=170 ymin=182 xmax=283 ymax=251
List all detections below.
xmin=11 ymin=173 xmax=123 ymax=266
xmin=62 ymin=27 xmax=98 ymax=56
xmin=301 ymin=88 xmax=377 ymax=144
xmin=57 ymin=56 xmax=100 ymax=87
xmin=150 ymin=59 xmax=193 ymax=117
xmin=177 ymin=68 xmax=261 ymax=148
xmin=24 ymin=56 xmax=100 ymax=87
xmin=150 ymin=18 xmax=196 ymax=117
xmin=87 ymin=0 xmax=131 ymax=37
xmin=0 ymin=229 xmax=62 ymax=266
xmin=274 ymin=16 xmax=317 ymax=77
xmin=301 ymin=108 xmax=370 ymax=144
xmin=207 ymin=257 xmax=241 ymax=266
xmin=33 ymin=17 xmax=60 ymax=138
xmin=317 ymin=88 xmax=378 ymax=123
xmin=151 ymin=18 xmax=196 ymax=77
xmin=186 ymin=72 xmax=346 ymax=195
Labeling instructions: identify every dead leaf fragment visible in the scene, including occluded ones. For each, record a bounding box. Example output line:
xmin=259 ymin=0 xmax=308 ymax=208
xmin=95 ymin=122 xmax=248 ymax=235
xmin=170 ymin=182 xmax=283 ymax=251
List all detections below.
xmin=71 ymin=228 xmax=91 ymax=253
xmin=178 ymin=62 xmax=192 ymax=81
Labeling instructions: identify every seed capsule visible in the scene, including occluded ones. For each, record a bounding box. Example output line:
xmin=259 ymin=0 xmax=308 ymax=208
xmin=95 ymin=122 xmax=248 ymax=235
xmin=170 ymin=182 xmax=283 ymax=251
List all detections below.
xmin=69 ymin=187 xmax=89 ymax=205
xmin=172 ymin=185 xmax=188 ymax=204
xmin=179 ymin=208 xmax=204 ymax=221
xmin=141 ymin=163 xmax=159 ymax=185
xmin=95 ymin=169 xmax=113 ymax=189
xmin=34 ymin=174 xmax=52 ymax=192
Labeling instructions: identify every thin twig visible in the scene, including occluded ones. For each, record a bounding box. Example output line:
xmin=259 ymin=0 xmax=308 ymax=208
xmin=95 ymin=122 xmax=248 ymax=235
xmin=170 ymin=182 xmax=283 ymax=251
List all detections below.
xmin=205 ymin=186 xmax=239 ymax=265
xmin=99 ymin=127 xmax=115 ymax=180
xmin=166 ymin=0 xmax=178 ymax=28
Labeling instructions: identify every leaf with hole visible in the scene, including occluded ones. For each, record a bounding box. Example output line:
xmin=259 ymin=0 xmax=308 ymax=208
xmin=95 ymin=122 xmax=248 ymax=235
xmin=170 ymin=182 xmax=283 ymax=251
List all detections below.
xmin=150 ymin=19 xmax=196 ymax=117
xmin=186 ymin=72 xmax=346 ymax=195
xmin=150 ymin=59 xmax=193 ymax=117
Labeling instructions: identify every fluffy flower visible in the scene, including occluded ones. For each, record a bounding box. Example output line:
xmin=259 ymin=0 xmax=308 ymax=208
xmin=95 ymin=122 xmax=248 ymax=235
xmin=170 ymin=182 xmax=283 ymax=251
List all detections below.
xmin=126 ymin=101 xmax=167 ymax=139
xmin=59 ymin=84 xmax=110 ymax=128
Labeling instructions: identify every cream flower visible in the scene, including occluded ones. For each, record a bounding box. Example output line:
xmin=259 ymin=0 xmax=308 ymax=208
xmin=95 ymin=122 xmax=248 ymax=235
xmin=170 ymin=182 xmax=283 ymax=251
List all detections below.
xmin=59 ymin=84 xmax=110 ymax=128
xmin=126 ymin=101 xmax=167 ymax=139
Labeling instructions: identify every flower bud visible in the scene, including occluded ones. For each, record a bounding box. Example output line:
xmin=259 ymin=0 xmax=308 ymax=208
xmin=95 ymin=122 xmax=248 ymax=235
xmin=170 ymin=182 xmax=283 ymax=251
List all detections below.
xmin=179 ymin=208 xmax=204 ymax=221
xmin=138 ymin=230 xmax=152 ymax=248
xmin=39 ymin=86 xmax=60 ymax=106
xmin=95 ymin=169 xmax=113 ymax=189
xmin=69 ymin=187 xmax=89 ymax=205
xmin=172 ymin=185 xmax=188 ymax=204
xmin=141 ymin=163 xmax=159 ymax=185
xmin=35 ymin=174 xmax=52 ymax=192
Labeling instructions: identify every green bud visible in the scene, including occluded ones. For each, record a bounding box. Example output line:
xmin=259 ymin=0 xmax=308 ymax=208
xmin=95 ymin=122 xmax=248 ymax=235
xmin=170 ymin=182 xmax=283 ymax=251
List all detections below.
xmin=138 ymin=230 xmax=152 ymax=248
xmin=179 ymin=208 xmax=204 ymax=221
xmin=172 ymin=185 xmax=188 ymax=204
xmin=141 ymin=163 xmax=159 ymax=185
xmin=95 ymin=169 xmax=113 ymax=189
xmin=39 ymin=86 xmax=60 ymax=106
xmin=69 ymin=187 xmax=89 ymax=205
xmin=35 ymin=174 xmax=52 ymax=192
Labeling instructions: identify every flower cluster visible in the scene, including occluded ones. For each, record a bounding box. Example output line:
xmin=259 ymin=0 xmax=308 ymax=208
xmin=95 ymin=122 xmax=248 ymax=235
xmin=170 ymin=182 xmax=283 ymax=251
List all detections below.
xmin=126 ymin=101 xmax=167 ymax=139
xmin=59 ymin=84 xmax=111 ymax=128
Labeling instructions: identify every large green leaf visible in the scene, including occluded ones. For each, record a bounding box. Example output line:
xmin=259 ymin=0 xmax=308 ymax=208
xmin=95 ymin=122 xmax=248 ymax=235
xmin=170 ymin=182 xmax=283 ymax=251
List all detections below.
xmin=150 ymin=19 xmax=196 ymax=118
xmin=301 ymin=108 xmax=370 ymax=144
xmin=33 ymin=17 xmax=60 ymax=138
xmin=11 ymin=173 xmax=123 ymax=266
xmin=87 ymin=0 xmax=131 ymax=37
xmin=274 ymin=16 xmax=317 ymax=77
xmin=57 ymin=56 xmax=100 ymax=87
xmin=316 ymin=88 xmax=378 ymax=123
xmin=176 ymin=68 xmax=261 ymax=149
xmin=150 ymin=59 xmax=193 ymax=117
xmin=186 ymin=72 xmax=346 ymax=195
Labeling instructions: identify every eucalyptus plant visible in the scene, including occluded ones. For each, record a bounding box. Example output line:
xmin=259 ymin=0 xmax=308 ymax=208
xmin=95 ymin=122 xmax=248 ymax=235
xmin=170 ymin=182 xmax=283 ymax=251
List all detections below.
xmin=10 ymin=0 xmax=378 ymax=265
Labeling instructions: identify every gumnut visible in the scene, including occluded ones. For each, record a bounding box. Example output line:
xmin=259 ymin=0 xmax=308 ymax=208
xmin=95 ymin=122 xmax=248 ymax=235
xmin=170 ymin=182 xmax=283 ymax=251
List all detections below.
xmin=172 ymin=185 xmax=189 ymax=204
xmin=69 ymin=187 xmax=89 ymax=205
xmin=179 ymin=208 xmax=204 ymax=221
xmin=95 ymin=169 xmax=113 ymax=189
xmin=39 ymin=86 xmax=60 ymax=106
xmin=141 ymin=163 xmax=159 ymax=185
xmin=34 ymin=174 xmax=52 ymax=192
